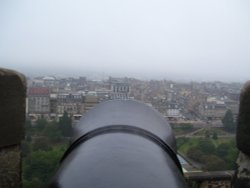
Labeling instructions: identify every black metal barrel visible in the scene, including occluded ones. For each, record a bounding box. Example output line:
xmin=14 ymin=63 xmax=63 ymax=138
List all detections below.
xmin=49 ymin=100 xmax=187 ymax=188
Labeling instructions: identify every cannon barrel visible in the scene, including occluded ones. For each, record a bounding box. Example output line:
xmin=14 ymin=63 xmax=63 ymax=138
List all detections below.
xmin=49 ymin=100 xmax=187 ymax=188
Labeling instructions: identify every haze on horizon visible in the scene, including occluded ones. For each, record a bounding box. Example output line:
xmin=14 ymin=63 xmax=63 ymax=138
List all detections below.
xmin=0 ymin=0 xmax=250 ymax=82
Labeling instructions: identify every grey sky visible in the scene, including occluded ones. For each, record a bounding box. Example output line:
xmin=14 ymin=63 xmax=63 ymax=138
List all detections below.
xmin=0 ymin=0 xmax=250 ymax=81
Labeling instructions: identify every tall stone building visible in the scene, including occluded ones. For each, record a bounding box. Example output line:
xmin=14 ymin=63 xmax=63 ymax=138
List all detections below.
xmin=110 ymin=77 xmax=130 ymax=100
xmin=57 ymin=93 xmax=83 ymax=115
xmin=28 ymin=87 xmax=50 ymax=115
xmin=84 ymin=91 xmax=99 ymax=112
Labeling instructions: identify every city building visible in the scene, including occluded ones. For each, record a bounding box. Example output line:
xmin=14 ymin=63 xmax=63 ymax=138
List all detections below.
xmin=84 ymin=91 xmax=99 ymax=112
xmin=110 ymin=77 xmax=130 ymax=100
xmin=28 ymin=87 xmax=50 ymax=115
xmin=166 ymin=102 xmax=181 ymax=119
xmin=57 ymin=93 xmax=83 ymax=115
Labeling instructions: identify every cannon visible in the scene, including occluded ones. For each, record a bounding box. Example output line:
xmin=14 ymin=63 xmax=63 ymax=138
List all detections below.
xmin=49 ymin=100 xmax=187 ymax=188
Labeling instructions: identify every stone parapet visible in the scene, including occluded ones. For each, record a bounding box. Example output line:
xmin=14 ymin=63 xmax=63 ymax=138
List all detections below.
xmin=235 ymin=81 xmax=250 ymax=187
xmin=185 ymin=171 xmax=234 ymax=188
xmin=0 ymin=68 xmax=26 ymax=188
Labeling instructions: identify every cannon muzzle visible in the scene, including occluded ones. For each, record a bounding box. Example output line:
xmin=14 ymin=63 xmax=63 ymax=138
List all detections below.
xmin=49 ymin=100 xmax=187 ymax=188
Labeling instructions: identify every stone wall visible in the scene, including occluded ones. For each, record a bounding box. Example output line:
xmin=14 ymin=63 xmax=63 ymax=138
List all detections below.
xmin=235 ymin=81 xmax=250 ymax=187
xmin=0 ymin=68 xmax=26 ymax=188
xmin=185 ymin=171 xmax=233 ymax=188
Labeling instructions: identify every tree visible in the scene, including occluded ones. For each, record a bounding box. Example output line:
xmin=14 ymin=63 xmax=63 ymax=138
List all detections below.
xmin=59 ymin=112 xmax=72 ymax=137
xmin=25 ymin=118 xmax=32 ymax=131
xmin=176 ymin=137 xmax=189 ymax=150
xmin=35 ymin=118 xmax=48 ymax=132
xmin=187 ymin=147 xmax=204 ymax=162
xmin=216 ymin=141 xmax=239 ymax=169
xmin=222 ymin=109 xmax=235 ymax=132
xmin=217 ymin=143 xmax=230 ymax=158
xmin=21 ymin=141 xmax=31 ymax=157
xmin=43 ymin=121 xmax=62 ymax=143
xmin=32 ymin=138 xmax=51 ymax=151
xmin=23 ymin=178 xmax=44 ymax=188
xmin=23 ymin=148 xmax=65 ymax=183
xmin=203 ymin=155 xmax=226 ymax=171
xmin=26 ymin=133 xmax=32 ymax=142
xmin=197 ymin=139 xmax=216 ymax=155
xmin=205 ymin=130 xmax=210 ymax=138
xmin=212 ymin=132 xmax=218 ymax=140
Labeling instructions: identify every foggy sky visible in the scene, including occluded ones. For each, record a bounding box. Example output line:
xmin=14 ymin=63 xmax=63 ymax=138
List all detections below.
xmin=0 ymin=0 xmax=250 ymax=81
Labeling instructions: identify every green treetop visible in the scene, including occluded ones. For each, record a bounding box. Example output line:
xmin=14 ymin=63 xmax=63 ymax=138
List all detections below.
xmin=222 ymin=109 xmax=235 ymax=133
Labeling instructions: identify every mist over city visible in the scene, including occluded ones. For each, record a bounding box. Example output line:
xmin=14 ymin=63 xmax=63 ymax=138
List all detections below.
xmin=1 ymin=0 xmax=250 ymax=82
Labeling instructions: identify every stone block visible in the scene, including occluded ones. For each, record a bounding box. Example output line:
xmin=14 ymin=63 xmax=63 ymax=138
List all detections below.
xmin=0 ymin=68 xmax=26 ymax=147
xmin=0 ymin=145 xmax=21 ymax=188
xmin=237 ymin=81 xmax=250 ymax=154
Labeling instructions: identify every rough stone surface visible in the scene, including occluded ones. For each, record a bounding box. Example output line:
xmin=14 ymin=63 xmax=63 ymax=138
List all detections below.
xmin=237 ymin=81 xmax=250 ymax=155
xmin=236 ymin=152 xmax=250 ymax=178
xmin=200 ymin=180 xmax=231 ymax=188
xmin=0 ymin=68 xmax=26 ymax=147
xmin=0 ymin=145 xmax=21 ymax=188
xmin=235 ymin=152 xmax=250 ymax=187
xmin=235 ymin=81 xmax=250 ymax=187
xmin=0 ymin=68 xmax=26 ymax=188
